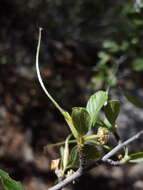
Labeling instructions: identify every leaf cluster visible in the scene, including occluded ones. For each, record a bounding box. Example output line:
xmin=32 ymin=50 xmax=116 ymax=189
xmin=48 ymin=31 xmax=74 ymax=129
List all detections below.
xmin=47 ymin=89 xmax=143 ymax=179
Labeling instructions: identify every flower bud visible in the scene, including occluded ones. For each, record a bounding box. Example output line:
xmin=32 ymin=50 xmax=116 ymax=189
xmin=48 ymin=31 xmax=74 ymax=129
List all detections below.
xmin=97 ymin=127 xmax=109 ymax=145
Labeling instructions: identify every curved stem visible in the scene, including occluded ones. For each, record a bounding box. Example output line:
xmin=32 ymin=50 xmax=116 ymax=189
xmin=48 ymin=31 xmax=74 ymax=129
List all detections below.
xmin=36 ymin=28 xmax=66 ymax=116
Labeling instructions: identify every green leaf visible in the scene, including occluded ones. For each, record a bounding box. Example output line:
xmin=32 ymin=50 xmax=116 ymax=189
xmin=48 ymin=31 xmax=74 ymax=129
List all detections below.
xmin=128 ymin=152 xmax=143 ymax=160
xmin=65 ymin=112 xmax=79 ymax=139
xmin=69 ymin=146 xmax=79 ymax=168
xmin=129 ymin=152 xmax=143 ymax=159
xmin=72 ymin=107 xmax=91 ymax=136
xmin=96 ymin=117 xmax=112 ymax=130
xmin=132 ymin=58 xmax=143 ymax=71
xmin=124 ymin=152 xmax=143 ymax=163
xmin=0 ymin=169 xmax=24 ymax=190
xmin=84 ymin=145 xmax=101 ymax=160
xmin=86 ymin=91 xmax=108 ymax=126
xmin=97 ymin=52 xmax=111 ymax=66
xmin=104 ymin=100 xmax=120 ymax=125
xmin=96 ymin=117 xmax=106 ymax=126
xmin=103 ymin=40 xmax=120 ymax=53
xmin=123 ymin=90 xmax=143 ymax=109
xmin=63 ymin=135 xmax=71 ymax=171
xmin=60 ymin=146 xmax=64 ymax=159
xmin=129 ymin=158 xmax=143 ymax=163
xmin=103 ymin=118 xmax=113 ymax=129
xmin=69 ymin=144 xmax=101 ymax=167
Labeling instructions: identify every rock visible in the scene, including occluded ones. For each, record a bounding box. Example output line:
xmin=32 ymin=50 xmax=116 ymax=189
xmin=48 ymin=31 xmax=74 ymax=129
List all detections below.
xmin=128 ymin=163 xmax=143 ymax=180
xmin=133 ymin=180 xmax=143 ymax=190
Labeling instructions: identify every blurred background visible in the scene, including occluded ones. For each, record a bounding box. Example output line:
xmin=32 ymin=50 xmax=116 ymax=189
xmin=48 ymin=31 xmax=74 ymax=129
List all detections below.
xmin=0 ymin=0 xmax=143 ymax=189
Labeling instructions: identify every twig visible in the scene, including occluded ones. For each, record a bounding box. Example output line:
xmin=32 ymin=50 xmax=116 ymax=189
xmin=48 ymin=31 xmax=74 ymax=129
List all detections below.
xmin=48 ymin=168 xmax=83 ymax=190
xmin=48 ymin=130 xmax=143 ymax=190
xmin=102 ymin=130 xmax=143 ymax=161
xmin=103 ymin=159 xmax=124 ymax=166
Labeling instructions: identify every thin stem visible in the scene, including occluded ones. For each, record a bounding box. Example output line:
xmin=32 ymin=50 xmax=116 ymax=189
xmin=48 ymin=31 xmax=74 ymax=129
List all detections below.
xmin=103 ymin=159 xmax=124 ymax=166
xmin=44 ymin=140 xmax=77 ymax=150
xmin=84 ymin=135 xmax=98 ymax=141
xmin=36 ymin=28 xmax=66 ymax=116
xmin=102 ymin=130 xmax=143 ymax=161
xmin=86 ymin=139 xmax=111 ymax=151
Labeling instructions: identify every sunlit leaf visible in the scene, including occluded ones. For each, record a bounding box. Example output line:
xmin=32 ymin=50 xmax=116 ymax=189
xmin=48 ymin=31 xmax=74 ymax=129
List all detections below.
xmin=104 ymin=100 xmax=120 ymax=125
xmin=103 ymin=40 xmax=120 ymax=52
xmin=129 ymin=152 xmax=143 ymax=159
xmin=63 ymin=135 xmax=71 ymax=171
xmin=132 ymin=58 xmax=143 ymax=71
xmin=98 ymin=52 xmax=111 ymax=64
xmin=97 ymin=117 xmax=113 ymax=130
xmin=86 ymin=91 xmax=108 ymax=126
xmin=65 ymin=112 xmax=79 ymax=138
xmin=125 ymin=152 xmax=143 ymax=163
xmin=129 ymin=158 xmax=143 ymax=163
xmin=0 ymin=169 xmax=24 ymax=190
xmin=72 ymin=107 xmax=91 ymax=136
xmin=103 ymin=118 xmax=113 ymax=129
xmin=60 ymin=146 xmax=64 ymax=159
